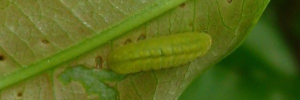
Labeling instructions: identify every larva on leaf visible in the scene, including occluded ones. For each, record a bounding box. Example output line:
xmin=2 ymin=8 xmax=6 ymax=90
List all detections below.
xmin=108 ymin=32 xmax=212 ymax=74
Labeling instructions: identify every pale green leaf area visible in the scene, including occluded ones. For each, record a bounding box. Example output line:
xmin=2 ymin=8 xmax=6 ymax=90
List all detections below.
xmin=59 ymin=66 xmax=125 ymax=100
xmin=0 ymin=0 xmax=269 ymax=100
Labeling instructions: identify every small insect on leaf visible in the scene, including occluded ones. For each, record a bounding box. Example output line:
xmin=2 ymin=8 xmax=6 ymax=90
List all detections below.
xmin=108 ymin=32 xmax=212 ymax=74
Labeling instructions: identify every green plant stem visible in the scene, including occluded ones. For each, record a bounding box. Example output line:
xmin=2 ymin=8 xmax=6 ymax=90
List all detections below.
xmin=0 ymin=0 xmax=188 ymax=90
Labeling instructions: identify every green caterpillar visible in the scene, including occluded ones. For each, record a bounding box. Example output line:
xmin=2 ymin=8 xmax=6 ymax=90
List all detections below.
xmin=107 ymin=32 xmax=212 ymax=74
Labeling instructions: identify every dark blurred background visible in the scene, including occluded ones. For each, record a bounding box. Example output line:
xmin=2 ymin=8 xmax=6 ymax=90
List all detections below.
xmin=180 ymin=1 xmax=300 ymax=100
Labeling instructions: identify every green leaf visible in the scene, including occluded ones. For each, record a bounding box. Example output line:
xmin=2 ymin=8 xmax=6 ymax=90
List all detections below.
xmin=180 ymin=9 xmax=300 ymax=100
xmin=0 ymin=0 xmax=269 ymax=99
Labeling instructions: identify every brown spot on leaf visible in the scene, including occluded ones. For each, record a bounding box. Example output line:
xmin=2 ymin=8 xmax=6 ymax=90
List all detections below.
xmin=0 ymin=55 xmax=4 ymax=61
xmin=95 ymin=56 xmax=103 ymax=69
xmin=179 ymin=3 xmax=185 ymax=8
xmin=189 ymin=22 xmax=194 ymax=27
xmin=227 ymin=0 xmax=232 ymax=3
xmin=124 ymin=39 xmax=132 ymax=45
xmin=41 ymin=39 xmax=49 ymax=44
xmin=137 ymin=34 xmax=146 ymax=41
xmin=17 ymin=92 xmax=23 ymax=97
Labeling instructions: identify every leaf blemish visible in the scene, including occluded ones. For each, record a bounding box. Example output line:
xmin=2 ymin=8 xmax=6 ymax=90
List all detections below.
xmin=189 ymin=22 xmax=193 ymax=27
xmin=137 ymin=34 xmax=146 ymax=41
xmin=41 ymin=39 xmax=49 ymax=44
xmin=17 ymin=92 xmax=23 ymax=97
xmin=179 ymin=3 xmax=185 ymax=8
xmin=95 ymin=56 xmax=103 ymax=69
xmin=227 ymin=0 xmax=232 ymax=3
xmin=0 ymin=55 xmax=4 ymax=61
xmin=124 ymin=39 xmax=132 ymax=45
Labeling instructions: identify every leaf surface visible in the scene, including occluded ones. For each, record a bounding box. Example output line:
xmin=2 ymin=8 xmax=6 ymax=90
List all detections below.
xmin=0 ymin=0 xmax=269 ymax=99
